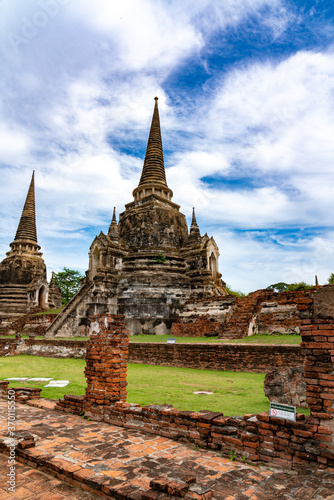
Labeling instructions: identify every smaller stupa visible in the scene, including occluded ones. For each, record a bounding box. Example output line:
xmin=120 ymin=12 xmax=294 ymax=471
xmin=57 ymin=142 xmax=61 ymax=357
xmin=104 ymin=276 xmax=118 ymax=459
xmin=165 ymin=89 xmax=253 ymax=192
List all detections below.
xmin=0 ymin=172 xmax=61 ymax=318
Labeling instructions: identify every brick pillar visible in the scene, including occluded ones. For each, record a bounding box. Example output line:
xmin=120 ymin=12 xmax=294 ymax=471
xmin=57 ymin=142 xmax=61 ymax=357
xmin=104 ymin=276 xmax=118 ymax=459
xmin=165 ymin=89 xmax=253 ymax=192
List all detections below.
xmin=84 ymin=314 xmax=129 ymax=421
xmin=301 ymin=320 xmax=334 ymax=419
xmin=300 ymin=285 xmax=334 ymax=466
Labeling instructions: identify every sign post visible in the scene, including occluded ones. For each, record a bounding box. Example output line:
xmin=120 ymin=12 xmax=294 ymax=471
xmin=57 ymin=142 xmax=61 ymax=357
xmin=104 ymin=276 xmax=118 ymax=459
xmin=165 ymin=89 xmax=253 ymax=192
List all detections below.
xmin=270 ymin=402 xmax=296 ymax=422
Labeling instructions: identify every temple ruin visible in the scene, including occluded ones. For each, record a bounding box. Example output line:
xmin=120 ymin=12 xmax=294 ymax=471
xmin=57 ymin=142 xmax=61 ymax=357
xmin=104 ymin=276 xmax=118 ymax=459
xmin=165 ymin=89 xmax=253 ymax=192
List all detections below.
xmin=46 ymin=98 xmax=227 ymax=337
xmin=0 ymin=172 xmax=61 ymax=320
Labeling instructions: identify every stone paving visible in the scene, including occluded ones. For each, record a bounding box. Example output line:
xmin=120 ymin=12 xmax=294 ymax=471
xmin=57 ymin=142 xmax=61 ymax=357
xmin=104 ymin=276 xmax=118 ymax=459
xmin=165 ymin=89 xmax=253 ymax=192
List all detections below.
xmin=0 ymin=453 xmax=104 ymax=499
xmin=0 ymin=400 xmax=334 ymax=499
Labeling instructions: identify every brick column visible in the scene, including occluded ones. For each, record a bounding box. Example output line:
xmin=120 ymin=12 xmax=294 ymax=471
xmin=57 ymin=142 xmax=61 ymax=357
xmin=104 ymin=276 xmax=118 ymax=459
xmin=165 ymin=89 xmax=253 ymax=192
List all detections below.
xmin=84 ymin=314 xmax=129 ymax=421
xmin=300 ymin=285 xmax=334 ymax=466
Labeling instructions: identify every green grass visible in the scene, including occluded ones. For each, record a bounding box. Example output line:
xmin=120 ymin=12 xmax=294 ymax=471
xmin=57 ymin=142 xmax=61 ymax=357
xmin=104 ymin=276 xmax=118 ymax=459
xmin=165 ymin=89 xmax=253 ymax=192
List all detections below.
xmin=0 ymin=355 xmax=86 ymax=400
xmin=221 ymin=334 xmax=302 ymax=345
xmin=130 ymin=335 xmax=221 ymax=343
xmin=0 ymin=333 xmax=302 ymax=344
xmin=33 ymin=308 xmax=62 ymax=315
xmin=130 ymin=334 xmax=302 ymax=344
xmin=0 ymin=355 xmax=309 ymax=416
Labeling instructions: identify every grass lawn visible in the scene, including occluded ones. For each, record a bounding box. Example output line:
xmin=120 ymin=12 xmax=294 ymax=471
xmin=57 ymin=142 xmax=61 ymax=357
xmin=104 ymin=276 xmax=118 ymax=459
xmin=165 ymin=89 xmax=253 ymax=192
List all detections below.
xmin=0 ymin=333 xmax=302 ymax=344
xmin=130 ymin=335 xmax=221 ymax=343
xmin=130 ymin=334 xmax=302 ymax=345
xmin=221 ymin=334 xmax=302 ymax=345
xmin=0 ymin=355 xmax=309 ymax=416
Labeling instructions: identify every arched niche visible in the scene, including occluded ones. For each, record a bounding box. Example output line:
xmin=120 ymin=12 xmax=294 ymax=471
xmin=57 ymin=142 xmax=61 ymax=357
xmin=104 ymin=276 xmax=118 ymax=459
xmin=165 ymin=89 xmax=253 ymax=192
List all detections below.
xmin=38 ymin=285 xmax=47 ymax=309
xmin=209 ymin=252 xmax=218 ymax=282
xmin=91 ymin=246 xmax=101 ymax=278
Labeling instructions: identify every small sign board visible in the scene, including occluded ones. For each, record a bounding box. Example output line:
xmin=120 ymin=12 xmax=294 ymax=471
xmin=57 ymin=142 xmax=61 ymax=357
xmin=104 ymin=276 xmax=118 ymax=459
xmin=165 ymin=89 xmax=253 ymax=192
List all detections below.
xmin=167 ymin=338 xmax=176 ymax=344
xmin=44 ymin=380 xmax=69 ymax=388
xmin=270 ymin=402 xmax=296 ymax=422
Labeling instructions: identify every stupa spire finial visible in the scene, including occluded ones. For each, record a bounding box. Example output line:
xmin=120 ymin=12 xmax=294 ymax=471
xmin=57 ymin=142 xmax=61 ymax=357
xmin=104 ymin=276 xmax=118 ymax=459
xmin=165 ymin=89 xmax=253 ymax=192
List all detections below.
xmin=138 ymin=97 xmax=167 ymax=187
xmin=14 ymin=171 xmax=38 ymax=243
xmin=108 ymin=207 xmax=120 ymax=242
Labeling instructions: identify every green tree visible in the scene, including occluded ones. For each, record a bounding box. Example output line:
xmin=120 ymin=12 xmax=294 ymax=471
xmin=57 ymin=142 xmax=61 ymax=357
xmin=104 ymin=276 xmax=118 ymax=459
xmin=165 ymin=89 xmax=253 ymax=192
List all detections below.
xmin=267 ymin=282 xmax=289 ymax=292
xmin=53 ymin=267 xmax=84 ymax=305
xmin=286 ymin=282 xmax=313 ymax=291
xmin=328 ymin=273 xmax=334 ymax=285
xmin=268 ymin=281 xmax=313 ymax=292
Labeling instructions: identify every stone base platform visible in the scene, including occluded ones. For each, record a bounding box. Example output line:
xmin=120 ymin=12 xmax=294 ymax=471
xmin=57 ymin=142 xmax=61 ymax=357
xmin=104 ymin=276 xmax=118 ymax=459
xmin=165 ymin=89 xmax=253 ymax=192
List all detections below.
xmin=0 ymin=400 xmax=334 ymax=499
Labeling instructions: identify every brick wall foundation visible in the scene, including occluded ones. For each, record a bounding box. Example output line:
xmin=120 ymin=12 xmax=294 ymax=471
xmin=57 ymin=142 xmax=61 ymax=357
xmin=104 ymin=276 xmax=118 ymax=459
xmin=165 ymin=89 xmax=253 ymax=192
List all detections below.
xmin=56 ymin=293 xmax=334 ymax=470
xmin=128 ymin=343 xmax=304 ymax=372
xmin=264 ymin=366 xmax=306 ymax=407
xmin=56 ymin=314 xmax=129 ymax=421
xmin=173 ymin=289 xmax=314 ymax=339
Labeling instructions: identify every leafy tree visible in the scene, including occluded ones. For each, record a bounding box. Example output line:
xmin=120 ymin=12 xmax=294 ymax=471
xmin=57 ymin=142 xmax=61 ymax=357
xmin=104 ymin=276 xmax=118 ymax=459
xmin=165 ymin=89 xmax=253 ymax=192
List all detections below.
xmin=328 ymin=273 xmax=334 ymax=285
xmin=267 ymin=282 xmax=289 ymax=292
xmin=53 ymin=267 xmax=84 ymax=305
xmin=268 ymin=281 xmax=313 ymax=292
xmin=286 ymin=282 xmax=313 ymax=291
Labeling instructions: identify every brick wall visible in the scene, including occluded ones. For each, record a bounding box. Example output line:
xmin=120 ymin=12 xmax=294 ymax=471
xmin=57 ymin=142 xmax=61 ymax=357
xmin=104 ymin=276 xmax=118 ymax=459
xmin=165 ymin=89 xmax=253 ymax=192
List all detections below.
xmin=128 ymin=343 xmax=304 ymax=373
xmin=56 ymin=301 xmax=334 ymax=470
xmin=264 ymin=366 xmax=306 ymax=407
xmin=0 ymin=338 xmax=87 ymax=358
xmin=0 ymin=338 xmax=19 ymax=356
xmin=172 ymin=289 xmax=314 ymax=339
xmin=172 ymin=315 xmax=221 ymax=337
xmin=0 ymin=337 xmax=304 ymax=373
xmin=57 ymin=314 xmax=129 ymax=421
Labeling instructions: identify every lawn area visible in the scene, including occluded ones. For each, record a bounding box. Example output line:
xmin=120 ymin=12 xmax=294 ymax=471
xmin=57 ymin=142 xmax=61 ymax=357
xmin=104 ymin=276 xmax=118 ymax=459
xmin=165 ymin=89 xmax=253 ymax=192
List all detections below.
xmin=0 ymin=333 xmax=301 ymax=344
xmin=221 ymin=334 xmax=302 ymax=345
xmin=0 ymin=355 xmax=309 ymax=416
xmin=130 ymin=335 xmax=221 ymax=343
xmin=130 ymin=334 xmax=302 ymax=345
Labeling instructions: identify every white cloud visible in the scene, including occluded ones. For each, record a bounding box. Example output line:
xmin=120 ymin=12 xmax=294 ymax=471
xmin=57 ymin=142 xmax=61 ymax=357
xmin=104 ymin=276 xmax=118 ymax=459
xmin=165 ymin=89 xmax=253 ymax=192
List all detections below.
xmin=0 ymin=0 xmax=333 ymax=295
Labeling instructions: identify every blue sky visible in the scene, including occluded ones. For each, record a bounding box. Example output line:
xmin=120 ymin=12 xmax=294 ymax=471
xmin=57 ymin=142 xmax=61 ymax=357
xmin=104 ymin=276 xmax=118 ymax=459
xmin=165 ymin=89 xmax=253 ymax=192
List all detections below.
xmin=0 ymin=0 xmax=334 ymax=293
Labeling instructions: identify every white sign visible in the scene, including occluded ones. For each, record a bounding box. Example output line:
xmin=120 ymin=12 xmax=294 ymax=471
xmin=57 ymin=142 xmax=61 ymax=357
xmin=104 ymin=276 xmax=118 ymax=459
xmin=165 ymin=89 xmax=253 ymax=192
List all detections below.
xmin=44 ymin=380 xmax=69 ymax=388
xmin=167 ymin=338 xmax=176 ymax=344
xmin=270 ymin=402 xmax=296 ymax=422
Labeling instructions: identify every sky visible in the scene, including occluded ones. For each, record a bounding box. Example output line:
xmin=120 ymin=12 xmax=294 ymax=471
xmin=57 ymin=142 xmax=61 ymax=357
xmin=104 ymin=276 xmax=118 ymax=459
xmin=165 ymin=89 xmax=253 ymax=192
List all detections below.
xmin=0 ymin=0 xmax=334 ymax=294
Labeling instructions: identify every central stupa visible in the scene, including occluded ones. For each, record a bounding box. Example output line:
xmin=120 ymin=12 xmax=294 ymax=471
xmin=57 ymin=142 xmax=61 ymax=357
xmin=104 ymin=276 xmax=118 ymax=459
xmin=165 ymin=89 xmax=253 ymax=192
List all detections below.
xmin=46 ymin=98 xmax=226 ymax=337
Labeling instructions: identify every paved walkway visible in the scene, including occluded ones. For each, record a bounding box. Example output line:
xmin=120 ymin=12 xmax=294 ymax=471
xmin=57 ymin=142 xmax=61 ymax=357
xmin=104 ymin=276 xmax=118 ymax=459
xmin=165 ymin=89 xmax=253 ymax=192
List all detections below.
xmin=0 ymin=400 xmax=334 ymax=499
xmin=0 ymin=453 xmax=104 ymax=499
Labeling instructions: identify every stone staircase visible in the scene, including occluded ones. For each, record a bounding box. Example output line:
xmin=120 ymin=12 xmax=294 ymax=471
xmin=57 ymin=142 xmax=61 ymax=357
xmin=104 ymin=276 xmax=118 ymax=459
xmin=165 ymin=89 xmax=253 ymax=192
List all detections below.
xmin=222 ymin=290 xmax=264 ymax=339
xmin=44 ymin=282 xmax=93 ymax=337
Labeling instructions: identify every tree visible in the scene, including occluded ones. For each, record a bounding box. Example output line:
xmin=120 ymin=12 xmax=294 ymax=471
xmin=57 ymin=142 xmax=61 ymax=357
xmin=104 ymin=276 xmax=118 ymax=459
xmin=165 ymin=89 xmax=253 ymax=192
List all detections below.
xmin=53 ymin=267 xmax=84 ymax=305
xmin=328 ymin=273 xmax=334 ymax=285
xmin=267 ymin=282 xmax=289 ymax=292
xmin=268 ymin=281 xmax=313 ymax=292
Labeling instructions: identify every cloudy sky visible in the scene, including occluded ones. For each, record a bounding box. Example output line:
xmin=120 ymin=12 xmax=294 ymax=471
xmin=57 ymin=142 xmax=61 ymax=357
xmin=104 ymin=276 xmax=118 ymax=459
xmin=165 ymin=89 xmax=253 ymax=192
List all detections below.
xmin=0 ymin=0 xmax=334 ymax=293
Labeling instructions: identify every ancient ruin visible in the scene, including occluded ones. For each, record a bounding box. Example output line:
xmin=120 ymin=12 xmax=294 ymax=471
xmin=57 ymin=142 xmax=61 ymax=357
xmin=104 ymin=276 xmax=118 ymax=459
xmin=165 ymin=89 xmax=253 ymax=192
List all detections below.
xmin=46 ymin=98 xmax=226 ymax=337
xmin=0 ymin=172 xmax=61 ymax=321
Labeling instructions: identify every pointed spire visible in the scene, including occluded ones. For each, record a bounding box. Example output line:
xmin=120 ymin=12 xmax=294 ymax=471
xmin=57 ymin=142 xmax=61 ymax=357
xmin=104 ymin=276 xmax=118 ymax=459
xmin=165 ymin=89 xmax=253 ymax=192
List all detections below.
xmin=139 ymin=97 xmax=167 ymax=187
xmin=191 ymin=207 xmax=199 ymax=229
xmin=188 ymin=207 xmax=201 ymax=243
xmin=108 ymin=207 xmax=120 ymax=242
xmin=132 ymin=98 xmax=173 ymax=203
xmin=14 ymin=171 xmax=38 ymax=242
xmin=49 ymin=272 xmax=56 ymax=290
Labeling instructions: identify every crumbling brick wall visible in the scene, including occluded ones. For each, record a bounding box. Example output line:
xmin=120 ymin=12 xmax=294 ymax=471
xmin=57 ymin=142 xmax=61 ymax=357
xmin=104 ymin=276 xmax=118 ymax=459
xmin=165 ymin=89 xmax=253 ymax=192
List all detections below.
xmin=172 ymin=288 xmax=314 ymax=339
xmin=128 ymin=343 xmax=304 ymax=372
xmin=264 ymin=366 xmax=306 ymax=407
xmin=56 ymin=314 xmax=129 ymax=421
